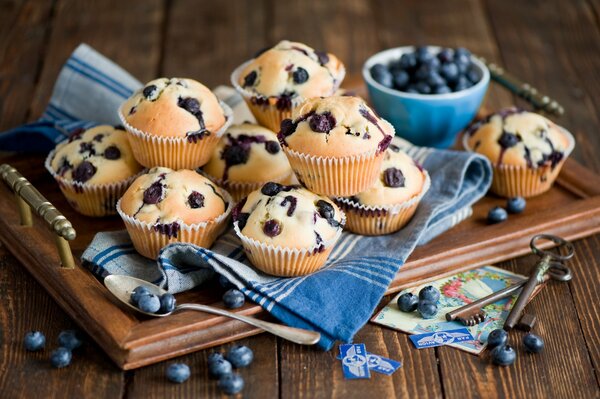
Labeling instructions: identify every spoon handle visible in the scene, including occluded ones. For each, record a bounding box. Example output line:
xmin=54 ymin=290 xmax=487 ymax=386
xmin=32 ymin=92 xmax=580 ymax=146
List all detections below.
xmin=176 ymin=303 xmax=321 ymax=345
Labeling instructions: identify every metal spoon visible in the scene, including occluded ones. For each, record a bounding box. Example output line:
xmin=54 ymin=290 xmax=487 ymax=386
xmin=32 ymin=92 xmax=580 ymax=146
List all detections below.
xmin=104 ymin=274 xmax=321 ymax=345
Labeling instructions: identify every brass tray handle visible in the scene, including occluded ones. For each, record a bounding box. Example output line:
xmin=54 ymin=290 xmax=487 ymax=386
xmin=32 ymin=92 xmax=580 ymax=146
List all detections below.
xmin=0 ymin=164 xmax=76 ymax=269
xmin=477 ymin=56 xmax=565 ymax=117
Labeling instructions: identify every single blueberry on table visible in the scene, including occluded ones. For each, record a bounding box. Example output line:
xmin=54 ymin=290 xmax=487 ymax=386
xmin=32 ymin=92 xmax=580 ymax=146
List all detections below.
xmin=166 ymin=363 xmax=191 ymax=383
xmin=58 ymin=330 xmax=82 ymax=350
xmin=138 ymin=293 xmax=161 ymax=313
xmin=159 ymin=293 xmax=176 ymax=314
xmin=418 ymin=285 xmax=441 ymax=303
xmin=486 ymin=329 xmax=508 ymax=349
xmin=487 ymin=206 xmax=508 ymax=224
xmin=506 ymin=197 xmax=526 ymax=214
xmin=209 ymin=357 xmax=233 ymax=379
xmin=523 ymin=333 xmax=544 ymax=353
xmin=130 ymin=285 xmax=150 ymax=304
xmin=218 ymin=275 xmax=235 ymax=290
xmin=226 ymin=345 xmax=254 ymax=368
xmin=417 ymin=301 xmax=438 ymax=319
xmin=50 ymin=347 xmax=72 ymax=368
xmin=370 ymin=64 xmax=393 ymax=88
xmin=208 ymin=352 xmax=225 ymax=365
xmin=218 ymin=373 xmax=244 ymax=395
xmin=223 ymin=289 xmax=245 ymax=309
xmin=490 ymin=344 xmax=516 ymax=366
xmin=24 ymin=331 xmax=46 ymax=352
xmin=397 ymin=292 xmax=419 ymax=313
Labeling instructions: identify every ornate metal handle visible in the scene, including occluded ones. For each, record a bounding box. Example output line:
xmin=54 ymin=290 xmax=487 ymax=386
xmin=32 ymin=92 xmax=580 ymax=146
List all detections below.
xmin=476 ymin=56 xmax=564 ymax=117
xmin=0 ymin=164 xmax=76 ymax=268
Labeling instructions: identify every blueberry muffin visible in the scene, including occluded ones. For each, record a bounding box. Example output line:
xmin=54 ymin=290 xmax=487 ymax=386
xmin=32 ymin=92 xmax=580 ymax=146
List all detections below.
xmin=335 ymin=144 xmax=430 ymax=235
xmin=119 ymin=77 xmax=232 ymax=169
xmin=231 ymin=40 xmax=345 ymax=131
xmin=464 ymin=108 xmax=574 ymax=197
xmin=202 ymin=123 xmax=294 ymax=201
xmin=118 ymin=167 xmax=232 ymax=259
xmin=278 ymin=95 xmax=394 ymax=196
xmin=44 ymin=125 xmax=143 ymax=216
xmin=232 ymin=182 xmax=345 ymax=276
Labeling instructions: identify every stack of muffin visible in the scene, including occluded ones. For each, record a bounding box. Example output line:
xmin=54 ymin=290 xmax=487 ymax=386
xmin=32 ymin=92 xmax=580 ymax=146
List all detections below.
xmin=45 ymin=40 xmax=430 ymax=277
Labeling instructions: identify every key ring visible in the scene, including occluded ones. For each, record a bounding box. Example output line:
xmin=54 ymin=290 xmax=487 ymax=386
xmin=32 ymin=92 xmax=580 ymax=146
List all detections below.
xmin=530 ymin=234 xmax=575 ymax=261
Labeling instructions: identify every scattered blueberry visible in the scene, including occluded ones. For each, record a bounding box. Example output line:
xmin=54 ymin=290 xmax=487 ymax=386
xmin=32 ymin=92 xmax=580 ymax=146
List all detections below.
xmin=130 ymin=285 xmax=151 ymax=304
xmin=208 ymin=352 xmax=225 ymax=365
xmin=370 ymin=64 xmax=393 ymax=88
xmin=486 ymin=329 xmax=508 ymax=349
xmin=138 ymin=294 xmax=161 ymax=313
xmin=159 ymin=293 xmax=176 ymax=314
xmin=223 ymin=289 xmax=245 ymax=309
xmin=490 ymin=344 xmax=516 ymax=366
xmin=209 ymin=357 xmax=233 ymax=379
xmin=226 ymin=345 xmax=254 ymax=368
xmin=397 ymin=293 xmax=419 ymax=312
xmin=418 ymin=286 xmax=441 ymax=303
xmin=523 ymin=333 xmax=544 ymax=353
xmin=417 ymin=301 xmax=438 ymax=319
xmin=166 ymin=363 xmax=191 ymax=383
xmin=218 ymin=373 xmax=244 ymax=395
xmin=218 ymin=275 xmax=235 ymax=289
xmin=24 ymin=331 xmax=45 ymax=352
xmin=50 ymin=347 xmax=72 ymax=368
xmin=506 ymin=197 xmax=526 ymax=214
xmin=58 ymin=330 xmax=82 ymax=350
xmin=487 ymin=206 xmax=508 ymax=224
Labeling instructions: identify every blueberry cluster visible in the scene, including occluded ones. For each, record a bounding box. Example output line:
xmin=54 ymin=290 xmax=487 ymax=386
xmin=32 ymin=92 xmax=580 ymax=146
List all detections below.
xmin=23 ymin=329 xmax=83 ymax=368
xmin=487 ymin=197 xmax=526 ymax=224
xmin=487 ymin=328 xmax=544 ymax=366
xmin=370 ymin=46 xmax=480 ymax=95
xmin=206 ymin=345 xmax=254 ymax=395
xmin=397 ymin=285 xmax=441 ymax=319
xmin=130 ymin=285 xmax=176 ymax=314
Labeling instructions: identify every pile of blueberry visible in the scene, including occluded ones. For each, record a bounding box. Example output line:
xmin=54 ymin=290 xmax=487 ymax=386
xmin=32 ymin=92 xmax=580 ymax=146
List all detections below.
xmin=487 ymin=196 xmax=526 ymax=224
xmin=397 ymin=285 xmax=441 ymax=319
xmin=164 ymin=345 xmax=253 ymax=395
xmin=130 ymin=285 xmax=176 ymax=314
xmin=23 ymin=329 xmax=83 ymax=368
xmin=370 ymin=46 xmax=481 ymax=95
xmin=487 ymin=328 xmax=544 ymax=366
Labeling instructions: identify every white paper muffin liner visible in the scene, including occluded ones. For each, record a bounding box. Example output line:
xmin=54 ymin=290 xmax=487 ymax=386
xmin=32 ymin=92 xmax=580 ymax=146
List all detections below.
xmin=230 ymin=60 xmax=346 ymax=132
xmin=232 ymin=211 xmax=346 ymax=277
xmin=334 ymin=171 xmax=431 ymax=235
xmin=118 ymin=101 xmax=233 ymax=170
xmin=116 ymin=189 xmax=233 ymax=259
xmin=211 ymin=171 xmax=295 ymax=202
xmin=462 ymin=126 xmax=575 ymax=198
xmin=281 ymin=146 xmax=385 ymax=197
xmin=44 ymin=149 xmax=143 ymax=217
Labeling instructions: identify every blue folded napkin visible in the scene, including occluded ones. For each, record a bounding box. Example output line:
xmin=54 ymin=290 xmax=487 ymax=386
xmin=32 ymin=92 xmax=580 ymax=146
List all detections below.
xmin=2 ymin=44 xmax=492 ymax=350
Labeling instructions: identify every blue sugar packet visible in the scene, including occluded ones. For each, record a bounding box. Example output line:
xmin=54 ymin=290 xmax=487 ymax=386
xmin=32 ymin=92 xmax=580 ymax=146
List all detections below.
xmin=410 ymin=328 xmax=475 ymax=349
xmin=339 ymin=344 xmax=371 ymax=379
xmin=366 ymin=353 xmax=402 ymax=375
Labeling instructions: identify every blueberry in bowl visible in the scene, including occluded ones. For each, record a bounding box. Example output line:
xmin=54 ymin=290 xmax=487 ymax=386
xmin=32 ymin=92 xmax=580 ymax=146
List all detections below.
xmin=363 ymin=45 xmax=490 ymax=148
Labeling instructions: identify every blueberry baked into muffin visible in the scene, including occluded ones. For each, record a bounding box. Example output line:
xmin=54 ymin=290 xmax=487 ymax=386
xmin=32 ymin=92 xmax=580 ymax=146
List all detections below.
xmin=202 ymin=123 xmax=293 ymax=201
xmin=119 ymin=77 xmax=232 ymax=169
xmin=464 ymin=108 xmax=574 ymax=197
xmin=231 ymin=40 xmax=345 ymax=131
xmin=118 ymin=167 xmax=232 ymax=259
xmin=335 ymin=141 xmax=430 ymax=235
xmin=45 ymin=125 xmax=143 ymax=217
xmin=232 ymin=182 xmax=345 ymax=276
xmin=278 ymin=95 xmax=394 ymax=196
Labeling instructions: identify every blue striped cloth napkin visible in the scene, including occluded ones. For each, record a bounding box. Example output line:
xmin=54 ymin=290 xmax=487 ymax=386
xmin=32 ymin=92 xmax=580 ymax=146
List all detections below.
xmin=1 ymin=44 xmax=492 ymax=349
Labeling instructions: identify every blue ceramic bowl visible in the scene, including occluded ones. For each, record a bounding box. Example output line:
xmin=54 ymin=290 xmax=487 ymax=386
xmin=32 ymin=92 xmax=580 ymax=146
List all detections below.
xmin=363 ymin=46 xmax=490 ymax=148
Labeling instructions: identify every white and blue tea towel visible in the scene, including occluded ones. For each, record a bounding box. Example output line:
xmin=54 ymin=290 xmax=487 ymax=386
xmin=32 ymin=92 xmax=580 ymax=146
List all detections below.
xmin=1 ymin=44 xmax=492 ymax=349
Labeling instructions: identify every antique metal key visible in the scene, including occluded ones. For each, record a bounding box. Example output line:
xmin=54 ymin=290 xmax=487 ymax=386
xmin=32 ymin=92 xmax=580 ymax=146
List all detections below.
xmin=504 ymin=234 xmax=574 ymax=329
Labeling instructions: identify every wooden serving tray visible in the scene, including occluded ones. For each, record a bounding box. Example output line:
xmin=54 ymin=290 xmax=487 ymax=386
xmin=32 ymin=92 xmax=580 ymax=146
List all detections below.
xmin=2 ymin=93 xmax=600 ymax=371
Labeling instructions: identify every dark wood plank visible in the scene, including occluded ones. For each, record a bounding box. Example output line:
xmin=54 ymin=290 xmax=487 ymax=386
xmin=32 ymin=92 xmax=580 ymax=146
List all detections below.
xmin=0 ymin=243 xmax=125 ymax=398
xmin=29 ymin=0 xmax=164 ymax=119
xmin=0 ymin=0 xmax=55 ymax=130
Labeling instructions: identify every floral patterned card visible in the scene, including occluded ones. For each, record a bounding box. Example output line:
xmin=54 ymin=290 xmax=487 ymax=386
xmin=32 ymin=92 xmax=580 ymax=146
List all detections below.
xmin=371 ymin=266 xmax=526 ymax=355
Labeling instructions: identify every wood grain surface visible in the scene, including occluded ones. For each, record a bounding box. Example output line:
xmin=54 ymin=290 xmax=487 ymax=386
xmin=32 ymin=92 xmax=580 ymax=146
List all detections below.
xmin=1 ymin=0 xmax=600 ymax=398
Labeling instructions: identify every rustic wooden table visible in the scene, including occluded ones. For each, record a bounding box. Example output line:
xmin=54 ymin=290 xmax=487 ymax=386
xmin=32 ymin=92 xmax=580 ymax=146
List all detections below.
xmin=1 ymin=0 xmax=600 ymax=398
